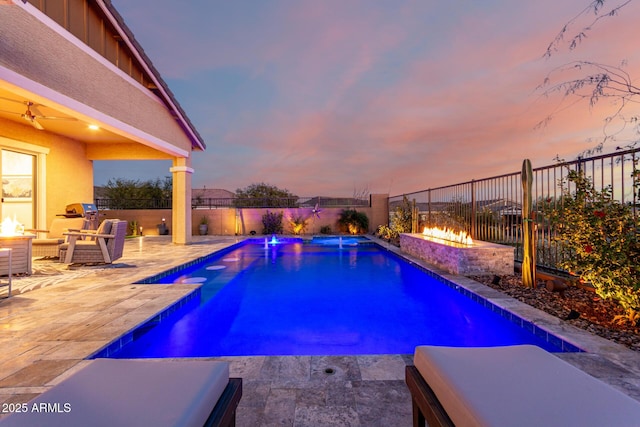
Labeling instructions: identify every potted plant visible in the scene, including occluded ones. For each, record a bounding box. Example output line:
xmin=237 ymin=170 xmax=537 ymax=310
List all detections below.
xmin=198 ymin=216 xmax=209 ymax=235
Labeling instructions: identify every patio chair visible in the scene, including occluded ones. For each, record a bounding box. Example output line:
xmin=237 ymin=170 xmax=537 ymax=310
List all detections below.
xmin=31 ymin=217 xmax=87 ymax=258
xmin=0 ymin=359 xmax=242 ymax=427
xmin=406 ymin=345 xmax=640 ymax=427
xmin=59 ymin=219 xmax=127 ymax=264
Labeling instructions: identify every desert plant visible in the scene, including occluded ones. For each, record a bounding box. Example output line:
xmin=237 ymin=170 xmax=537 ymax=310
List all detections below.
xmin=262 ymin=211 xmax=283 ymax=235
xmin=129 ymin=220 xmax=139 ymax=236
xmin=288 ymin=214 xmax=308 ymax=235
xmin=199 ymin=216 xmax=209 ymax=225
xmin=390 ymin=196 xmax=413 ymax=233
xmin=338 ymin=209 xmax=369 ymax=235
xmin=521 ymin=159 xmax=536 ymax=288
xmin=376 ymin=224 xmax=399 ymax=244
xmin=546 ymin=168 xmax=640 ymax=322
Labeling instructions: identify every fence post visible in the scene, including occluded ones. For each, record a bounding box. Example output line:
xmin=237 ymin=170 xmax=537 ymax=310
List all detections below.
xmin=411 ymin=199 xmax=418 ymax=233
xmin=427 ymin=189 xmax=432 ymax=227
xmin=470 ymin=180 xmax=476 ymax=239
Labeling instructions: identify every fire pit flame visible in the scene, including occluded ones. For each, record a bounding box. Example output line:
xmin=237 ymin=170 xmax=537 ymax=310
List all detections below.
xmin=422 ymin=226 xmax=473 ymax=246
xmin=0 ymin=216 xmax=25 ymax=237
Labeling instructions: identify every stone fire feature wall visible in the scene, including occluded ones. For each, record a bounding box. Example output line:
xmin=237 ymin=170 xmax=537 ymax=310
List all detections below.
xmin=399 ymin=233 xmax=514 ymax=276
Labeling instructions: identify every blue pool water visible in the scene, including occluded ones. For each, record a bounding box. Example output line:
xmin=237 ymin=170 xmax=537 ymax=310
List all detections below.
xmin=109 ymin=239 xmax=575 ymax=358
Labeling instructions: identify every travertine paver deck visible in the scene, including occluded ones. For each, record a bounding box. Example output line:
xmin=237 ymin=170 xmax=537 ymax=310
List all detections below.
xmin=0 ymin=235 xmax=639 ymax=426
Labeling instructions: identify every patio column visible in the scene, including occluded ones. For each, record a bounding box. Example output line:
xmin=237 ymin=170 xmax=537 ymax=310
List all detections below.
xmin=170 ymin=157 xmax=193 ymax=244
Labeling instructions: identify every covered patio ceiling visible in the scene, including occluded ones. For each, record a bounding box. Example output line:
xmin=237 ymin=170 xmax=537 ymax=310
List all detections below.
xmin=0 ymin=86 xmax=130 ymax=145
xmin=0 ymin=83 xmax=180 ymax=160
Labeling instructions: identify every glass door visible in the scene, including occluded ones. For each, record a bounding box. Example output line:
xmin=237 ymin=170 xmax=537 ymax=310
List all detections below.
xmin=1 ymin=149 xmax=36 ymax=229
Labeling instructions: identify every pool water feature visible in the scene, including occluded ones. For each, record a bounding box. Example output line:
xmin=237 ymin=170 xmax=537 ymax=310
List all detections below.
xmin=105 ymin=239 xmax=579 ymax=358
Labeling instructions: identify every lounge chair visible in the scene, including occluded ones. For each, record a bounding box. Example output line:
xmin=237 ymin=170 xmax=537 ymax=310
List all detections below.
xmin=0 ymin=359 xmax=242 ymax=427
xmin=58 ymin=219 xmax=127 ymax=264
xmin=406 ymin=345 xmax=640 ymax=427
xmin=31 ymin=217 xmax=87 ymax=258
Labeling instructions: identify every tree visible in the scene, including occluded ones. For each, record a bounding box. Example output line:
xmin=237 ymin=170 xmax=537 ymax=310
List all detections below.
xmin=543 ymin=1 xmax=632 ymax=58
xmin=234 ymin=183 xmax=298 ymax=208
xmin=102 ymin=177 xmax=172 ymax=209
xmin=538 ymin=1 xmax=638 ymax=153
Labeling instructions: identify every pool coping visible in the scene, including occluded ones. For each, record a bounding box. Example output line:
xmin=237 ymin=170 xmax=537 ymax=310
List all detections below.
xmin=2 ymin=235 xmax=637 ymax=423
xmin=373 ymin=237 xmax=640 ymax=373
xmin=87 ymin=236 xmax=630 ymax=360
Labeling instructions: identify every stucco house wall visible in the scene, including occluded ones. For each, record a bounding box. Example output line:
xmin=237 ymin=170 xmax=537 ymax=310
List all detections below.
xmin=0 ymin=1 xmax=205 ymax=243
xmin=0 ymin=120 xmax=93 ymax=228
xmin=0 ymin=7 xmax=193 ymax=156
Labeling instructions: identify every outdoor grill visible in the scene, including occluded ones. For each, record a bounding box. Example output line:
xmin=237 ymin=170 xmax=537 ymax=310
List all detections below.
xmin=59 ymin=203 xmax=99 ymax=229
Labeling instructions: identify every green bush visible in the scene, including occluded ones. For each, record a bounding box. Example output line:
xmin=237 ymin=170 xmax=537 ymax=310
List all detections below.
xmin=337 ymin=209 xmax=369 ymax=234
xmin=546 ymin=169 xmax=640 ymax=323
xmin=262 ymin=211 xmax=283 ymax=235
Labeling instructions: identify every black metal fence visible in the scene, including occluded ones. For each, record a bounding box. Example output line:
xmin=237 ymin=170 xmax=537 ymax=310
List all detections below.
xmin=389 ymin=147 xmax=639 ymax=271
xmin=95 ymin=198 xmax=172 ymax=210
xmin=192 ymin=196 xmax=369 ymax=209
xmin=96 ymin=196 xmax=370 ymax=210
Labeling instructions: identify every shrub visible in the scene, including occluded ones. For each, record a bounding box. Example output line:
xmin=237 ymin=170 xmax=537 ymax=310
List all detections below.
xmin=288 ymin=214 xmax=308 ymax=235
xmin=262 ymin=211 xmax=283 ymax=235
xmin=338 ymin=209 xmax=369 ymax=235
xmin=376 ymin=224 xmax=398 ymax=241
xmin=546 ymin=169 xmax=640 ymax=322
xmin=390 ymin=196 xmax=413 ymax=233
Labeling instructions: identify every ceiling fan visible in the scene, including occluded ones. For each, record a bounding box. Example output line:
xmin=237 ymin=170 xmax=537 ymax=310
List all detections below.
xmin=0 ymin=97 xmax=77 ymax=130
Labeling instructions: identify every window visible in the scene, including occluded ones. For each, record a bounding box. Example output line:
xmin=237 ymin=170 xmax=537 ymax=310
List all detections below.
xmin=1 ymin=150 xmax=36 ymax=228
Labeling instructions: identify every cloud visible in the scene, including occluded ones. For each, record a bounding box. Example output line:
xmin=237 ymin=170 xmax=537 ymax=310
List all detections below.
xmin=105 ymin=0 xmax=640 ymax=197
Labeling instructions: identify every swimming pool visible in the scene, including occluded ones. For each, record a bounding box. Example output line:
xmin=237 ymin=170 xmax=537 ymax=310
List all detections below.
xmin=103 ymin=238 xmax=580 ymax=358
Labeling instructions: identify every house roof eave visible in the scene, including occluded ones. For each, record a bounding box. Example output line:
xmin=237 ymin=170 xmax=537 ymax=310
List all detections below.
xmin=98 ymin=0 xmax=206 ymax=152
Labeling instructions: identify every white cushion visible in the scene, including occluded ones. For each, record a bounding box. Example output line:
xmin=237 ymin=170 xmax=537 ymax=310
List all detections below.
xmin=414 ymin=345 xmax=640 ymax=427
xmin=95 ymin=219 xmax=112 ymax=235
xmin=0 ymin=359 xmax=230 ymax=427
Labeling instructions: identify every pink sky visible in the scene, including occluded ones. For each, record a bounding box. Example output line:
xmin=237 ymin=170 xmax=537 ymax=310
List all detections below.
xmin=97 ymin=0 xmax=640 ymax=196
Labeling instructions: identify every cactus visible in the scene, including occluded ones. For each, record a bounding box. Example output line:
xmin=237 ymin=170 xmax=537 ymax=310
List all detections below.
xmin=521 ymin=159 xmax=536 ymax=288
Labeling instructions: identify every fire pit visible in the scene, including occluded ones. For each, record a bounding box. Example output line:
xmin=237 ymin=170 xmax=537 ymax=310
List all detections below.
xmin=400 ymin=228 xmax=514 ymax=276
xmin=0 ymin=216 xmax=35 ymax=276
